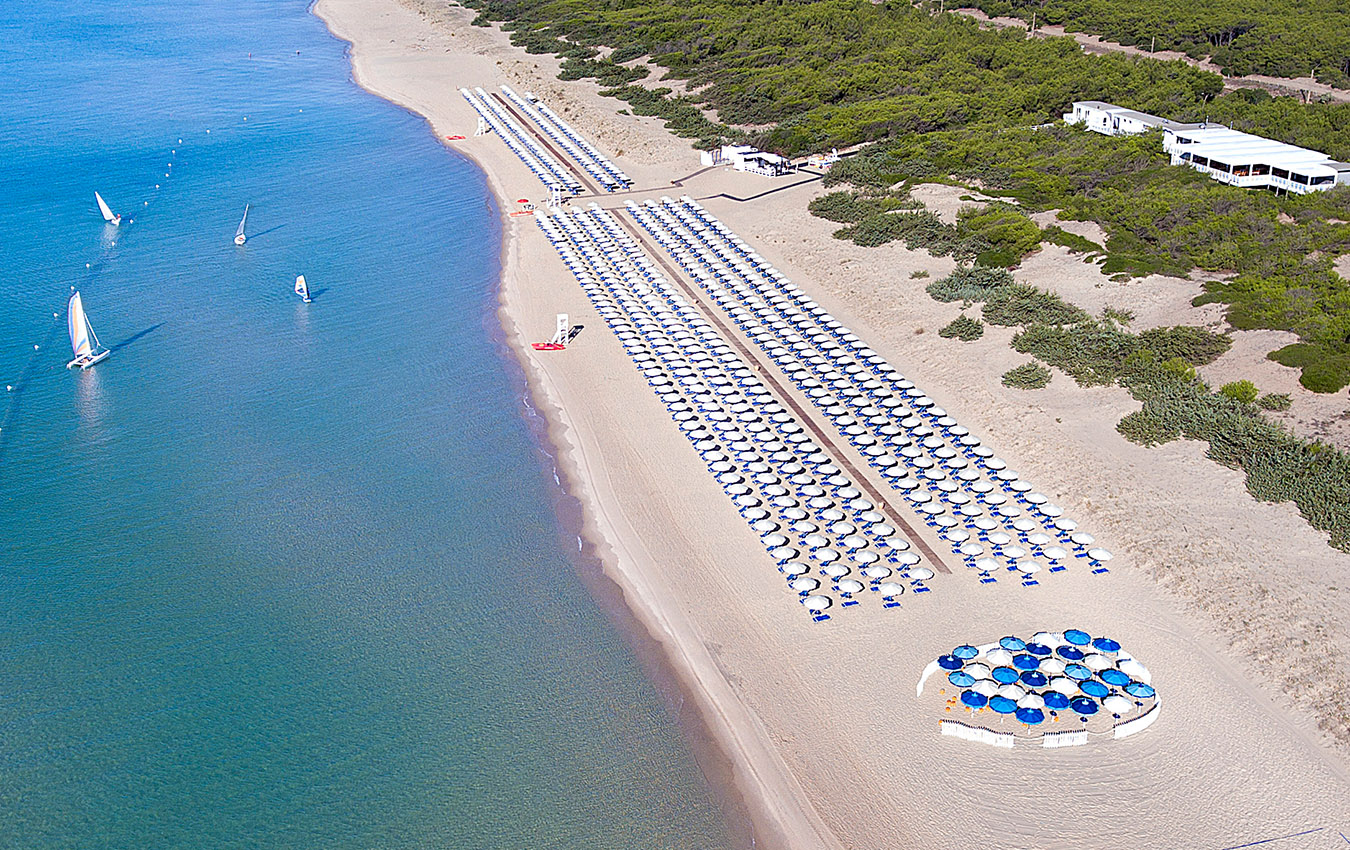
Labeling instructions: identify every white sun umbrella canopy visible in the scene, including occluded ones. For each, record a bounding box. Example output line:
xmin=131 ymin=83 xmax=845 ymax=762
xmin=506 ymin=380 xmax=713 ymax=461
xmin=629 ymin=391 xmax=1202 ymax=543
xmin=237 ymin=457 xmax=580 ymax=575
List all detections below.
xmin=908 ymin=567 xmax=935 ymax=580
xmin=972 ymin=679 xmax=999 ymax=697
xmin=838 ymin=579 xmax=865 ymax=594
xmin=1103 ymin=695 xmax=1134 ymax=715
xmin=985 ymin=648 xmax=1014 ymax=667
xmin=862 ymin=565 xmax=892 ymax=579
xmin=789 ymin=577 xmax=819 ymax=593
xmin=877 ymin=581 xmax=905 ymax=597
xmin=1049 ymin=677 xmax=1079 ymax=696
xmin=823 ymin=564 xmax=850 ymax=578
xmin=998 ymin=684 xmax=1026 ymax=701
xmin=803 ymin=595 xmax=832 ymax=612
xmin=1039 ymin=658 xmax=1066 ymax=676
xmin=964 ymin=663 xmax=991 ymax=680
xmin=1084 ymin=654 xmax=1113 ymax=671
xmin=1118 ymin=658 xmax=1149 ymax=682
xmin=1017 ymin=693 xmax=1046 ymax=709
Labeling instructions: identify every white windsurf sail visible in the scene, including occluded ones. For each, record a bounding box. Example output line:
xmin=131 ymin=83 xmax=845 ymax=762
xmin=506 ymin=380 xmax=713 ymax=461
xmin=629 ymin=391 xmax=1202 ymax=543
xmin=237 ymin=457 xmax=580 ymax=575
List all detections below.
xmin=235 ymin=204 xmax=249 ymax=245
xmin=95 ymin=191 xmax=117 ymax=223
xmin=294 ymin=274 xmax=310 ymax=302
xmin=68 ymin=292 xmax=92 ymax=359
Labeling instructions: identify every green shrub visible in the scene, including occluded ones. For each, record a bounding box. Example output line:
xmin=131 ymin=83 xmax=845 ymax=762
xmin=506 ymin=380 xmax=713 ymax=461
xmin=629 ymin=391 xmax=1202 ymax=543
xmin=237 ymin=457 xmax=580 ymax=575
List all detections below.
xmin=982 ymin=284 xmax=1090 ymax=327
xmin=957 ymin=204 xmax=1042 ymax=268
xmin=1011 ymin=321 xmax=1138 ymax=386
xmin=926 ymin=266 xmax=1015 ymax=303
xmin=1101 ymin=306 xmax=1135 ymax=327
xmin=939 ymin=315 xmax=985 ymax=341
xmin=910 ymin=269 xmax=930 ymax=279
xmin=1138 ymin=326 xmax=1232 ymax=366
xmin=1117 ymin=410 xmax=1181 ymax=446
xmin=1297 ymin=357 xmax=1350 ymax=393
xmin=1002 ymin=362 xmax=1051 ymax=389
xmin=1219 ymin=380 xmax=1260 ymax=404
xmin=1042 ymin=224 xmax=1104 ymax=254
xmin=1257 ymin=392 xmax=1293 ymax=411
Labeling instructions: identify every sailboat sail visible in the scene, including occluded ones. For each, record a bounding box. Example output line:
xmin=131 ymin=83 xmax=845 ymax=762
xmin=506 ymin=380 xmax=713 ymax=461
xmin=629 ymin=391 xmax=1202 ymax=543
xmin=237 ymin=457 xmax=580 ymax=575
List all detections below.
xmin=235 ymin=204 xmax=249 ymax=243
xmin=294 ymin=275 xmax=310 ymax=301
xmin=68 ymin=292 xmax=92 ymax=359
xmin=95 ymin=191 xmax=116 ymax=223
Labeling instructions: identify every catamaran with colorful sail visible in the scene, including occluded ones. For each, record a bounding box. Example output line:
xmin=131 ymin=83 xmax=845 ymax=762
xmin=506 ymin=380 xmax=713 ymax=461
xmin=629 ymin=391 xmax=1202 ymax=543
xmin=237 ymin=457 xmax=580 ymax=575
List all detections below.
xmin=66 ymin=291 xmax=111 ymax=369
xmin=94 ymin=191 xmax=121 ymax=226
xmin=234 ymin=204 xmax=249 ymax=245
xmin=294 ymin=274 xmax=311 ymax=303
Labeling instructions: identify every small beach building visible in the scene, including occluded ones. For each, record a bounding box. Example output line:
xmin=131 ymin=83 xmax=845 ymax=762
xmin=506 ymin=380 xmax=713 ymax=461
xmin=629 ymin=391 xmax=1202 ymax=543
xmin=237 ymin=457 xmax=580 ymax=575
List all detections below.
xmin=701 ymin=144 xmax=793 ymax=176
xmin=1163 ymin=126 xmax=1350 ymax=195
xmin=1063 ymin=101 xmax=1204 ymax=137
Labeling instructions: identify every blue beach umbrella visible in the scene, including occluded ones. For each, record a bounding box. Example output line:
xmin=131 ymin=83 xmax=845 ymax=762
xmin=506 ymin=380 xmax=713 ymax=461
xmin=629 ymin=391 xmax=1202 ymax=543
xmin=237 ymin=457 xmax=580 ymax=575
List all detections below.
xmin=937 ymin=655 xmax=963 ymax=670
xmin=1013 ymin=653 xmax=1041 ymax=671
xmin=1124 ymin=682 xmax=1156 ymax=699
xmin=1069 ymin=696 xmax=1099 ymax=715
xmin=991 ymin=666 xmax=1021 ymax=684
xmin=1024 ymin=642 xmax=1052 ymax=657
xmin=1056 ymin=645 xmax=1085 ymax=661
xmin=1100 ymin=669 xmax=1131 ymax=687
xmin=1092 ymin=636 xmax=1122 ymax=654
xmin=1080 ymin=680 xmax=1110 ymax=698
xmin=948 ymin=670 xmax=976 ymax=688
xmin=999 ymin=636 xmax=1027 ymax=651
xmin=1064 ymin=663 xmax=1092 ymax=681
xmin=961 ymin=690 xmax=988 ymax=709
xmin=989 ymin=695 xmax=1018 ymax=714
xmin=1043 ymin=691 xmax=1071 ymax=710
xmin=1020 ymin=670 xmax=1049 ymax=688
xmin=952 ymin=644 xmax=979 ymax=659
xmin=1015 ymin=707 xmax=1045 ymax=725
xmin=1064 ymin=629 xmax=1091 ymax=646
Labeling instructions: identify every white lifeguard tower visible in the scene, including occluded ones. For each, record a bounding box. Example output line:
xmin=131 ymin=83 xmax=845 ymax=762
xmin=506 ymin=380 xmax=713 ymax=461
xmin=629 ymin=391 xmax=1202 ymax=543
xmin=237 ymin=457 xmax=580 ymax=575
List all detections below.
xmin=532 ymin=313 xmax=569 ymax=350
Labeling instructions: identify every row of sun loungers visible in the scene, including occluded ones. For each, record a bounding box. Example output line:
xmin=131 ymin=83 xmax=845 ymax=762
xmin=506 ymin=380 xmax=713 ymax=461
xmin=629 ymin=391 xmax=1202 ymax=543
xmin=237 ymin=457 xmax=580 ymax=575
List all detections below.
xmin=500 ymin=86 xmax=632 ymax=192
xmin=460 ymin=86 xmax=582 ymax=196
xmin=625 ymin=196 xmax=1114 ymax=586
xmin=537 ymin=203 xmax=937 ymax=618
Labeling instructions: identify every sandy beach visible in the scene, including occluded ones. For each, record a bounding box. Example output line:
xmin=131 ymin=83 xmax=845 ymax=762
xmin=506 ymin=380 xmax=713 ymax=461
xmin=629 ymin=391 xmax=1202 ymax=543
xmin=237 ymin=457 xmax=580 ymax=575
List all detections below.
xmin=314 ymin=0 xmax=1350 ymax=846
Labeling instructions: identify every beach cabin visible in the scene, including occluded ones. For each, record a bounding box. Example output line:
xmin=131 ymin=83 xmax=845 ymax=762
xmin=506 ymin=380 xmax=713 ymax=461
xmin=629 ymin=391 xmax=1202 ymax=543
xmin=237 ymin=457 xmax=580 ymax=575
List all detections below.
xmin=1063 ymin=101 xmax=1202 ymax=137
xmin=701 ymin=144 xmax=793 ymax=176
xmin=806 ymin=149 xmax=841 ymax=171
xmin=1163 ymin=126 xmax=1350 ymax=195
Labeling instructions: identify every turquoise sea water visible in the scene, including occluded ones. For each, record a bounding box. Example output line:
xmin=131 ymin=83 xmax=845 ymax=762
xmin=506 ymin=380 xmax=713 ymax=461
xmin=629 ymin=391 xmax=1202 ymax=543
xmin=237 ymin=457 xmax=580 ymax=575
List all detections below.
xmin=0 ymin=1 xmax=731 ymax=847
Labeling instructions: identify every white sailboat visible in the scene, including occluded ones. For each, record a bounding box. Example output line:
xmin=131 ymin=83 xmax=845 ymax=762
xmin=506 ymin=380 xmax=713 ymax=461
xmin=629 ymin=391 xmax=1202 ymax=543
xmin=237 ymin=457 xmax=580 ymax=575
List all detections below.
xmin=94 ymin=191 xmax=121 ymax=226
xmin=294 ymin=274 xmax=311 ymax=303
xmin=234 ymin=204 xmax=249 ymax=245
xmin=66 ymin=291 xmax=111 ymax=369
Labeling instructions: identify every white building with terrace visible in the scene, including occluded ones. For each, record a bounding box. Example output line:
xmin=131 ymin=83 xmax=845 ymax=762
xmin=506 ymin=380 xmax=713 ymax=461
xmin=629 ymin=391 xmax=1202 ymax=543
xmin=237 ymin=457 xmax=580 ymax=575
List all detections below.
xmin=1162 ymin=126 xmax=1350 ymax=195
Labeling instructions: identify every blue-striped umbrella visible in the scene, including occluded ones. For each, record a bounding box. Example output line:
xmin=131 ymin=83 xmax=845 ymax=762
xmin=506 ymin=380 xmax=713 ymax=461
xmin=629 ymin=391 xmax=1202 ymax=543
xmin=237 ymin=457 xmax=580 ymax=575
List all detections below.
xmin=989 ymin=695 xmax=1018 ymax=714
xmin=1092 ymin=636 xmax=1122 ymax=654
xmin=1015 ymin=707 xmax=1045 ymax=725
xmin=1100 ymin=668 xmax=1131 ymax=687
xmin=1080 ymin=680 xmax=1110 ymax=698
xmin=1064 ymin=629 xmax=1091 ymax=645
xmin=1124 ymin=682 xmax=1156 ymax=699
xmin=991 ymin=666 xmax=1021 ymax=684
xmin=1069 ymin=696 xmax=1099 ymax=715
xmin=952 ymin=644 xmax=980 ymax=659
xmin=1043 ymin=691 xmax=1071 ymax=710
xmin=999 ymin=636 xmax=1027 ymax=651
xmin=1013 ymin=653 xmax=1041 ymax=670
xmin=1064 ymin=663 xmax=1093 ymax=681
xmin=948 ymin=670 xmax=976 ymax=688
xmin=961 ymin=690 xmax=988 ymax=708
xmin=1020 ymin=670 xmax=1049 ymax=688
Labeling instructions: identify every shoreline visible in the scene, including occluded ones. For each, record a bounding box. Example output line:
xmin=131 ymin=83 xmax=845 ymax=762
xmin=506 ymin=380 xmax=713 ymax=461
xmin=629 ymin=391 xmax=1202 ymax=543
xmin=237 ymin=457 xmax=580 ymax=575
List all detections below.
xmin=311 ymin=0 xmax=1350 ymax=846
xmin=310 ymin=1 xmax=836 ymax=847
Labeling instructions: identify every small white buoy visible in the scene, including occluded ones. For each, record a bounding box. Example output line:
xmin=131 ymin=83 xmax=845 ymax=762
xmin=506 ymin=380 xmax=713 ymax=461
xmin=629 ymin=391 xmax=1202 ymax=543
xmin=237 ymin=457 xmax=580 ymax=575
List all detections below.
xmin=243 ymin=116 xmax=247 ymax=121
xmin=53 ymin=313 xmax=58 ymax=318
xmin=6 ymin=386 xmax=12 ymax=392
xmin=164 ymin=173 xmax=169 ymax=177
xmin=178 ymin=138 xmax=183 ymax=143
xmin=33 ymin=345 xmax=38 ymax=350
xmin=85 ymin=263 xmax=90 ymax=269
xmin=144 ymin=201 xmax=148 ymax=206
xmin=206 ymin=129 xmax=210 ymax=133
xmin=155 ymin=184 xmax=160 ymax=189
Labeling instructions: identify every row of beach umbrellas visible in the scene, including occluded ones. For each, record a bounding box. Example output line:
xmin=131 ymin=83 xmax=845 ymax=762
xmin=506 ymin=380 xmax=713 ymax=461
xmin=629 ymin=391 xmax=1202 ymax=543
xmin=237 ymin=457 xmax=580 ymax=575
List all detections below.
xmin=461 ymin=87 xmax=582 ymax=195
xmin=500 ymin=85 xmax=631 ymax=191
xmin=536 ymin=204 xmax=937 ymax=617
xmin=625 ymin=197 xmax=1115 ymax=584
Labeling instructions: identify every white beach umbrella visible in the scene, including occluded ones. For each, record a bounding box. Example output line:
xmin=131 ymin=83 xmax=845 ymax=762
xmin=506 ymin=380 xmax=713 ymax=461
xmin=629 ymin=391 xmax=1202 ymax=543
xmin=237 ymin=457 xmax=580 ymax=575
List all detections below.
xmin=1118 ymin=658 xmax=1149 ymax=681
xmin=908 ymin=567 xmax=935 ymax=581
xmin=974 ymin=557 xmax=1001 ymax=573
xmin=789 ymin=577 xmax=819 ymax=593
xmin=1103 ymin=695 xmax=1134 ymax=716
xmin=838 ymin=579 xmax=865 ymax=594
xmin=823 ymin=564 xmax=850 ymax=579
xmin=1088 ymin=548 xmax=1114 ymax=562
xmin=972 ymin=679 xmax=999 ymax=697
xmin=964 ymin=663 xmax=991 ymax=680
xmin=1084 ymin=654 xmax=1113 ymax=671
xmin=862 ymin=566 xmax=892 ymax=579
xmin=877 ymin=581 xmax=905 ymax=597
xmin=998 ymin=684 xmax=1026 ymax=701
xmin=1017 ymin=693 xmax=1046 ymax=710
xmin=1049 ymin=677 xmax=1079 ymax=696
xmin=985 ymin=648 xmax=1013 ymax=667
xmin=1039 ymin=658 xmax=1066 ymax=676
xmin=802 ymin=595 xmax=832 ymax=612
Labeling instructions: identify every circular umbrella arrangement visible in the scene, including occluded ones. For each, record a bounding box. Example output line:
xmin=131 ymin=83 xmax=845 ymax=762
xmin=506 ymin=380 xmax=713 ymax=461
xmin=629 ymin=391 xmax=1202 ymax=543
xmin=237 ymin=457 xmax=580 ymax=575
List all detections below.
xmin=927 ymin=630 xmax=1158 ymax=740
